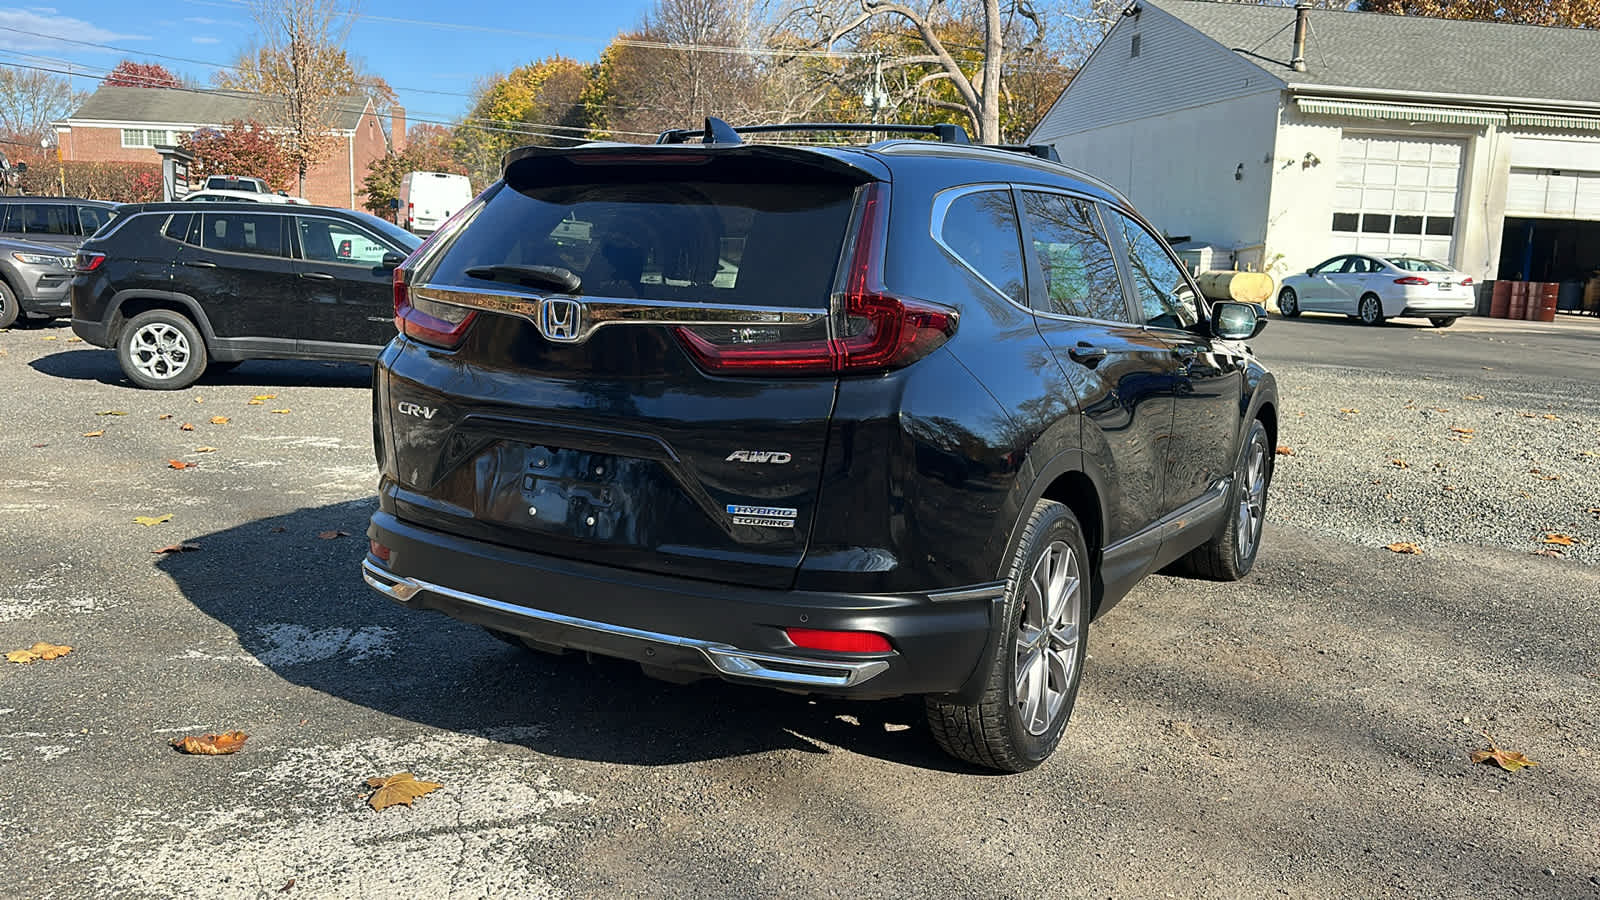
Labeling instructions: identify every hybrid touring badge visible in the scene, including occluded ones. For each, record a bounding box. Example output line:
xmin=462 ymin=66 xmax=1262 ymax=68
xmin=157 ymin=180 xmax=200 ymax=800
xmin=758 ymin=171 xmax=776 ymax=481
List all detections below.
xmin=727 ymin=504 xmax=797 ymax=528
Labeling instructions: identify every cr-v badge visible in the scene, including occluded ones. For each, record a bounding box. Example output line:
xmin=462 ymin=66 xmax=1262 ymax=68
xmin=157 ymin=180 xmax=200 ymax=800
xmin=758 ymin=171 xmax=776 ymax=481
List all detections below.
xmin=396 ymin=402 xmax=437 ymax=419
xmin=725 ymin=450 xmax=792 ymax=464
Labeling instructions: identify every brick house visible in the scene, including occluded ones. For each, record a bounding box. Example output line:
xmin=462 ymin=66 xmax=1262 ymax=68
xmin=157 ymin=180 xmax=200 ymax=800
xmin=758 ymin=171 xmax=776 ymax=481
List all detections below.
xmin=53 ymin=86 xmax=403 ymax=209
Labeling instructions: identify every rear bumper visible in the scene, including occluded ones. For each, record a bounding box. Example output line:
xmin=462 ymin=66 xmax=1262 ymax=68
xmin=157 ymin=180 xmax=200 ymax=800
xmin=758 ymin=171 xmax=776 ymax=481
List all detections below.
xmin=365 ymin=510 xmax=999 ymax=699
xmin=70 ymin=317 xmax=113 ymax=347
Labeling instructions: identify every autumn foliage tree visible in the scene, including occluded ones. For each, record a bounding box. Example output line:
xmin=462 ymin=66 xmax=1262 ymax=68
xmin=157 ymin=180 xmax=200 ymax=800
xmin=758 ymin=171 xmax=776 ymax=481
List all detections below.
xmin=103 ymin=60 xmax=182 ymax=89
xmin=179 ymin=121 xmax=296 ymax=192
xmin=1358 ymin=0 xmax=1600 ymax=27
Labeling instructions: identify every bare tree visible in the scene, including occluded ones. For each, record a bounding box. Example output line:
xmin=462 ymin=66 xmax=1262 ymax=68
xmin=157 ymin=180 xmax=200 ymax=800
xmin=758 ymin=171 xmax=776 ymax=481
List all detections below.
xmin=218 ymin=0 xmax=359 ymax=192
xmin=0 ymin=67 xmax=81 ymax=144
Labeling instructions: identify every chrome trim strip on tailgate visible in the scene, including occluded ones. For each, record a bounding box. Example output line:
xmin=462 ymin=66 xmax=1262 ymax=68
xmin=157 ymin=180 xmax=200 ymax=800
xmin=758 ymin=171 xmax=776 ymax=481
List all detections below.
xmin=411 ymin=283 xmax=827 ymax=345
xmin=361 ymin=559 xmax=890 ymax=689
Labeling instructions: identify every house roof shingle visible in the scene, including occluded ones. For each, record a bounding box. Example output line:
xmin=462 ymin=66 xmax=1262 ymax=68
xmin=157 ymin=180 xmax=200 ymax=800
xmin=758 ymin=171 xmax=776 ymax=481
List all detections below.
xmin=1151 ymin=0 xmax=1600 ymax=107
xmin=64 ymin=86 xmax=370 ymax=131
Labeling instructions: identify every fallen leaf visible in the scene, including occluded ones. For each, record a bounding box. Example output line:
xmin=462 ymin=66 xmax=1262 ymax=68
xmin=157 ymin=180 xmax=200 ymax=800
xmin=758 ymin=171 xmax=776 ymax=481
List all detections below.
xmin=180 ymin=423 xmax=196 ymax=432
xmin=270 ymin=408 xmax=291 ymax=414
xmin=170 ymin=731 xmax=248 ymax=755
xmin=193 ymin=395 xmax=204 ymax=403
xmin=31 ymin=443 xmax=46 ymax=448
xmin=1339 ymin=407 xmax=1359 ymax=414
xmin=317 ymin=530 xmax=350 ymax=540
xmin=1540 ymin=533 xmax=1580 ymax=547
xmin=95 ymin=410 xmax=127 ymax=416
xmin=1275 ymin=445 xmax=1294 ymax=456
xmin=66 ymin=336 xmax=82 ymax=343
xmin=81 ymin=430 xmax=104 ymax=438
xmin=1385 ymin=542 xmax=1422 ymax=555
xmin=247 ymin=399 xmax=263 ymax=406
xmin=158 ymin=414 xmax=173 ymax=420
xmin=1518 ymin=412 xmax=1538 ymax=419
xmin=253 ymin=394 xmax=277 ymax=401
xmin=269 ymin=526 xmax=286 ymax=533
xmin=40 ymin=335 xmax=57 ymax=341
xmin=1431 ymin=407 xmax=1450 ymax=413
xmin=1533 ymin=548 xmax=1564 ymax=558
xmin=209 ymin=416 xmax=229 ymax=425
xmin=1450 ymin=427 xmax=1475 ymax=435
xmin=1542 ymin=413 xmax=1560 ymax=421
xmin=1469 ymin=732 xmax=1537 ymax=772
xmin=1463 ymin=394 xmax=1485 ymax=400
xmin=168 ymin=459 xmax=195 ymax=470
xmin=152 ymin=542 xmax=201 ymax=555
xmin=366 ymin=772 xmax=443 ymax=811
xmin=281 ymin=879 xmax=295 ymax=893
xmin=193 ymin=446 xmax=218 ymax=453
xmin=1389 ymin=459 xmax=1409 ymax=469
xmin=5 ymin=642 xmax=72 ymax=664
xmin=133 ymin=514 xmax=172 ymax=527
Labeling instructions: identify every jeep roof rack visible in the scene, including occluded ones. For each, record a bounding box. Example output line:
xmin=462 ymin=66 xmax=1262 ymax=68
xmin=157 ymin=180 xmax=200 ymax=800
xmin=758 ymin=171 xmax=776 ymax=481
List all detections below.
xmin=655 ymin=117 xmax=970 ymax=146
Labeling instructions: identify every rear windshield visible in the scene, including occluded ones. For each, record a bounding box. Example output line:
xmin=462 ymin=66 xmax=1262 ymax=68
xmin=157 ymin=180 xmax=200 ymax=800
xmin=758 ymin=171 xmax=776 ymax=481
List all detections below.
xmin=1388 ymin=257 xmax=1451 ymax=272
xmin=426 ymin=181 xmax=857 ymax=309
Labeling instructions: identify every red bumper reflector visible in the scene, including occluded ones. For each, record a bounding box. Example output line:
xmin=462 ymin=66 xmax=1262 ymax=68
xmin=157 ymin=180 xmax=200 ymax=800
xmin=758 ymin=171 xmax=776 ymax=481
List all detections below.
xmin=784 ymin=628 xmax=893 ymax=653
xmin=369 ymin=540 xmax=391 ymax=563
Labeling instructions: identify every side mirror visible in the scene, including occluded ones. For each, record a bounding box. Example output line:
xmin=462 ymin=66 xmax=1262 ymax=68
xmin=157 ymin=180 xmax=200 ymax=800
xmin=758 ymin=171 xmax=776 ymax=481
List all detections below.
xmin=1305 ymin=268 xmax=1315 ymax=276
xmin=388 ymin=198 xmax=400 ymax=210
xmin=380 ymin=252 xmax=405 ymax=270
xmin=1212 ymin=301 xmax=1267 ymax=340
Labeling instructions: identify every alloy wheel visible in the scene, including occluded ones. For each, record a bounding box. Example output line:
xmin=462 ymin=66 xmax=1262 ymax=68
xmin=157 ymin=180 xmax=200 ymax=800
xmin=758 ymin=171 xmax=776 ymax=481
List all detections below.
xmin=128 ymin=322 xmax=192 ymax=381
xmin=1235 ymin=434 xmax=1267 ymax=563
xmin=1014 ymin=540 xmax=1082 ymax=736
xmin=1279 ymin=289 xmax=1298 ymax=316
xmin=1360 ymin=296 xmax=1382 ymax=324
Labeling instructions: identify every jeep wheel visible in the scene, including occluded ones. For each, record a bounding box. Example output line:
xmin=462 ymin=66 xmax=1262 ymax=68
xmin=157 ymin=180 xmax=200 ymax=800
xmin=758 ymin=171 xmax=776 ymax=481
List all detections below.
xmin=118 ymin=309 xmax=208 ymax=390
xmin=1172 ymin=418 xmax=1271 ymax=581
xmin=926 ymin=499 xmax=1090 ymax=772
xmin=0 ymin=281 xmax=18 ymax=329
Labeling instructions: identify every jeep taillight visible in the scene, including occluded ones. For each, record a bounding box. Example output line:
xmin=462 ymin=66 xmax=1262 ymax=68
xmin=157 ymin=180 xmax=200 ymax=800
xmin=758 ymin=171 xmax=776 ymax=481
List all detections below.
xmin=74 ymin=251 xmax=106 ymax=273
xmin=674 ymin=183 xmax=956 ymax=376
xmin=393 ymin=267 xmax=475 ymax=348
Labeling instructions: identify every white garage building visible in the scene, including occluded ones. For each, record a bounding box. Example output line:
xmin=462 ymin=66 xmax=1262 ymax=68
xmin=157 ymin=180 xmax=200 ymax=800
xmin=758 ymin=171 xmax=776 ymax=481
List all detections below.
xmin=1028 ymin=0 xmax=1600 ymax=299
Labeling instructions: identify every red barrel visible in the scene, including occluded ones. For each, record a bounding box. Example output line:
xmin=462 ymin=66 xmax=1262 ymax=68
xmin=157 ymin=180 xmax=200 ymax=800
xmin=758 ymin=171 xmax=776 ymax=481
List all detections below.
xmin=1490 ymin=280 xmax=1510 ymax=318
xmin=1538 ymin=282 xmax=1559 ymax=322
xmin=1509 ymin=281 xmax=1529 ymax=319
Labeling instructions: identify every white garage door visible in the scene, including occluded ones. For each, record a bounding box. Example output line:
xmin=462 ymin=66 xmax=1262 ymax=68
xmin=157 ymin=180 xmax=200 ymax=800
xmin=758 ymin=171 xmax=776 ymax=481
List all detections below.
xmin=1330 ymin=136 xmax=1463 ymax=261
xmin=1506 ymin=168 xmax=1600 ymax=218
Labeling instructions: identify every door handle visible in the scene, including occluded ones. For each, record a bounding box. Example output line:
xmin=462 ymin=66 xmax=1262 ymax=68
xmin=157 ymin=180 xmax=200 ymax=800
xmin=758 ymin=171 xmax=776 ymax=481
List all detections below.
xmin=1067 ymin=342 xmax=1108 ymax=367
xmin=182 ymin=260 xmax=217 ymax=269
xmin=300 ymin=272 xmax=335 ymax=281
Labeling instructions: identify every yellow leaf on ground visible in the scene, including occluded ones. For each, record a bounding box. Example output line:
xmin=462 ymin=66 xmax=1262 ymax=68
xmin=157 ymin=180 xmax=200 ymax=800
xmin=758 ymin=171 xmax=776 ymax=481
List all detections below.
xmin=252 ymin=394 xmax=277 ymax=401
xmin=40 ymin=335 xmax=57 ymax=341
xmin=193 ymin=446 xmax=218 ymax=453
xmin=6 ymin=642 xmax=72 ymax=664
xmin=157 ymin=414 xmax=173 ymax=420
xmin=366 ymin=772 xmax=443 ymax=811
xmin=81 ymin=430 xmax=104 ymax=438
xmin=209 ymin=416 xmax=229 ymax=425
xmin=171 ymin=731 xmax=248 ymax=755
xmin=1275 ymin=445 xmax=1294 ymax=456
xmin=270 ymin=408 xmax=291 ymax=414
xmin=1542 ymin=413 xmax=1560 ymax=421
xmin=1463 ymin=394 xmax=1485 ymax=400
xmin=1386 ymin=542 xmax=1422 ymax=555
xmin=180 ymin=423 xmax=196 ymax=431
xmin=168 ymin=459 xmax=195 ymax=470
xmin=1450 ymin=427 xmax=1475 ymax=435
xmin=95 ymin=410 xmax=127 ymax=416
xmin=1540 ymin=532 xmax=1580 ymax=547
xmin=1390 ymin=459 xmax=1409 ymax=469
xmin=1533 ymin=548 xmax=1564 ymax=558
xmin=1339 ymin=407 xmax=1359 ymax=414
xmin=246 ymin=399 xmax=263 ymax=406
xmin=133 ymin=514 xmax=172 ymax=527
xmin=1469 ymin=733 xmax=1537 ymax=772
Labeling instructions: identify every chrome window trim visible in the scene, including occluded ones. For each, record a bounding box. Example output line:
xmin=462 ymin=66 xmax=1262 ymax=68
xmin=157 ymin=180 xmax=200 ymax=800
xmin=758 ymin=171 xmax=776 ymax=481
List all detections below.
xmin=412 ymin=282 xmax=827 ymax=345
xmin=929 ymin=183 xmax=1028 ymax=306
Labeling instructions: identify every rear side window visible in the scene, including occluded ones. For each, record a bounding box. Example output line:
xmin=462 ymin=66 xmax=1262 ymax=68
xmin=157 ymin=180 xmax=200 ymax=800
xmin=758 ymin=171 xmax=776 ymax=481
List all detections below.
xmin=937 ymin=189 xmax=1026 ymax=305
xmin=164 ymin=213 xmax=194 ymax=242
xmin=1020 ymin=192 xmax=1129 ymax=322
xmin=1112 ymin=212 xmax=1199 ymax=331
xmin=17 ymin=203 xmax=78 ymax=236
xmin=200 ymin=212 xmax=285 ymax=257
xmin=427 ymin=181 xmax=856 ymax=309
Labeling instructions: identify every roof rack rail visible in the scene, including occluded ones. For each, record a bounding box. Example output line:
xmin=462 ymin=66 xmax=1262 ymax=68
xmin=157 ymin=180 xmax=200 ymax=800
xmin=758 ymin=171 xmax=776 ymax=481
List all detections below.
xmin=655 ymin=117 xmax=971 ymax=146
xmin=992 ymin=143 xmax=1062 ymax=163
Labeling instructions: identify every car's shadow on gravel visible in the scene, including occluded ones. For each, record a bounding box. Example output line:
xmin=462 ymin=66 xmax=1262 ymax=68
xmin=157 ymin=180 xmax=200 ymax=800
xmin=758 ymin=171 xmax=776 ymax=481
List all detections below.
xmin=29 ymin=348 xmax=372 ymax=389
xmin=159 ymin=498 xmax=977 ymax=773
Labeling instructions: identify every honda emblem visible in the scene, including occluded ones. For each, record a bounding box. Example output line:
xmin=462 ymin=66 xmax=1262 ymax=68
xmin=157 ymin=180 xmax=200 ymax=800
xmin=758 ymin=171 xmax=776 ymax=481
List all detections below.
xmin=538 ymin=297 xmax=583 ymax=343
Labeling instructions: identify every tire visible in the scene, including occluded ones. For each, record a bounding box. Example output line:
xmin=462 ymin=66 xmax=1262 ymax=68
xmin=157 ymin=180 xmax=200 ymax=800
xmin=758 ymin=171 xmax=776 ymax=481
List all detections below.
xmin=1358 ymin=293 xmax=1386 ymax=326
xmin=925 ymin=499 xmax=1091 ymax=772
xmin=1429 ymin=316 xmax=1457 ymax=328
xmin=0 ymin=281 xmax=19 ymax=329
xmin=1172 ymin=418 xmax=1271 ymax=581
xmin=1277 ymin=287 xmax=1301 ymax=318
xmin=117 ymin=309 xmax=208 ymax=390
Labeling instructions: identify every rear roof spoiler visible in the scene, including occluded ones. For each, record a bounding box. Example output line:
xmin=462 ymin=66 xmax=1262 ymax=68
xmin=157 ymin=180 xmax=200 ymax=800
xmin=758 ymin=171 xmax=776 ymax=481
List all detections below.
xmin=500 ymin=141 xmax=892 ymax=186
xmin=656 ymin=117 xmax=970 ymax=146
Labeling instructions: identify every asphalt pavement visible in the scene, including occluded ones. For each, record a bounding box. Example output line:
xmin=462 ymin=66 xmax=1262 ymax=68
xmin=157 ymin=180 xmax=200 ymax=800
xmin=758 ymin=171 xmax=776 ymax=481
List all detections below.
xmin=2 ymin=316 xmax=1596 ymax=899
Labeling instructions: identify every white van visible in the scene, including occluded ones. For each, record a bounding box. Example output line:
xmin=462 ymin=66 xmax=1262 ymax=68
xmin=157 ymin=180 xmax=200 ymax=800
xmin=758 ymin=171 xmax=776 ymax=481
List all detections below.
xmin=398 ymin=171 xmax=473 ymax=236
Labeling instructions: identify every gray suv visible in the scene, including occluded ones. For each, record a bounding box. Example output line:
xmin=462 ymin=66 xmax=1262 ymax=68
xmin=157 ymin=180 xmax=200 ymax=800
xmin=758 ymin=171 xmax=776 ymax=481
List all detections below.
xmin=0 ymin=237 xmax=75 ymax=327
xmin=0 ymin=198 xmax=118 ymax=252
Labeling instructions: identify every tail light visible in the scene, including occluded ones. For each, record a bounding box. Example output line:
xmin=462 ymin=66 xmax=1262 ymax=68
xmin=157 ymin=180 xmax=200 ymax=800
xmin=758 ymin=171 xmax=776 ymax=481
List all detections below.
xmin=393 ymin=267 xmax=475 ymax=348
xmin=74 ymin=251 xmax=106 ymax=273
xmin=1461 ymin=277 xmax=1473 ymax=286
xmin=784 ymin=627 xmax=893 ymax=653
xmin=1394 ymin=276 xmax=1430 ymax=286
xmin=406 ymin=201 xmax=414 ymax=227
xmin=675 ymin=183 xmax=956 ymax=376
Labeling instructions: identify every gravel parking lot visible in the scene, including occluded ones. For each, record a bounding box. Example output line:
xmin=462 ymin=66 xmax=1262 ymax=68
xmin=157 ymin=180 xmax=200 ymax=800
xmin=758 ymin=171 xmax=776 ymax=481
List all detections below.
xmin=2 ymin=316 xmax=1597 ymax=898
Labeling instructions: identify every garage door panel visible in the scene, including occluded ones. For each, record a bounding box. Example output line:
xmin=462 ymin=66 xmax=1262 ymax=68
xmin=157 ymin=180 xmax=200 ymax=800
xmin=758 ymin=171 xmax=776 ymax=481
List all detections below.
xmin=1334 ymin=135 xmax=1463 ymax=261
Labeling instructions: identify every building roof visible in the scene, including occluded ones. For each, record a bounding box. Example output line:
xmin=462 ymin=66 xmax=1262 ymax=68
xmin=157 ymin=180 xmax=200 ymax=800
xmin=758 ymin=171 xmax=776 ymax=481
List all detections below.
xmin=63 ymin=86 xmax=371 ymax=131
xmin=1150 ymin=0 xmax=1600 ymax=107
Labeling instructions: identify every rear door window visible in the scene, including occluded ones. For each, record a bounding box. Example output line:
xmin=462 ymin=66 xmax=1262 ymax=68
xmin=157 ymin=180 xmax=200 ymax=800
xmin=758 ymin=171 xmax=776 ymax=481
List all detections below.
xmin=19 ymin=203 xmax=78 ymax=236
xmin=936 ymin=189 xmax=1026 ymax=305
xmin=425 ymin=181 xmax=856 ymax=309
xmin=1020 ymin=191 xmax=1130 ymax=322
xmin=296 ymin=216 xmax=394 ymax=265
xmin=200 ymin=212 xmax=286 ymax=257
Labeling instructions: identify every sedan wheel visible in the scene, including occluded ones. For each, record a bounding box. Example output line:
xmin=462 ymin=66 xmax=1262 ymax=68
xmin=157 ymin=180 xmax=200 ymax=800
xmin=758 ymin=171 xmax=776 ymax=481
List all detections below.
xmin=1359 ymin=294 xmax=1385 ymax=326
xmin=1278 ymin=287 xmax=1300 ymax=318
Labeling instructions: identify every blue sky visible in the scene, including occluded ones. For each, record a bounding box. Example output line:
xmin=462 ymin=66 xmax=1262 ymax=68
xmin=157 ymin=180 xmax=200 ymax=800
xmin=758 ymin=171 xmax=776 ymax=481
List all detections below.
xmin=0 ymin=0 xmax=657 ymax=130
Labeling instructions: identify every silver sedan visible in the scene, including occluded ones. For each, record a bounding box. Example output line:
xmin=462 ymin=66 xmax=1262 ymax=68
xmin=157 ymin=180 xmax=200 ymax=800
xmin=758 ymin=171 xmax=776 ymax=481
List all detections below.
xmin=1277 ymin=254 xmax=1475 ymax=327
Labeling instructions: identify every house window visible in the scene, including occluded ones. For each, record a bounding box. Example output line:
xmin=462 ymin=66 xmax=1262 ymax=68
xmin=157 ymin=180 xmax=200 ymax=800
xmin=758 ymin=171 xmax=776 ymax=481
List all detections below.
xmin=121 ymin=128 xmax=177 ymax=148
xmin=1131 ymin=34 xmax=1142 ymax=58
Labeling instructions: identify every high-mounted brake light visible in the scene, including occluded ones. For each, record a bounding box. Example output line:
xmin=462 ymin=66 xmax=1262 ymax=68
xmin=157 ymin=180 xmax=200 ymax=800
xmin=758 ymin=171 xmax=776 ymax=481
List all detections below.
xmin=394 ymin=267 xmax=475 ymax=348
xmin=1394 ymin=276 xmax=1430 ymax=286
xmin=74 ymin=251 xmax=106 ymax=273
xmin=784 ymin=628 xmax=894 ymax=653
xmin=675 ymin=183 xmax=957 ymax=376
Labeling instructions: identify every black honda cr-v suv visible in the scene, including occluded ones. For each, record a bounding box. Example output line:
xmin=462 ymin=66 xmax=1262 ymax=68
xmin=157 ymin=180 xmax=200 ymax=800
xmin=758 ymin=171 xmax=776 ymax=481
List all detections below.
xmin=363 ymin=120 xmax=1278 ymax=771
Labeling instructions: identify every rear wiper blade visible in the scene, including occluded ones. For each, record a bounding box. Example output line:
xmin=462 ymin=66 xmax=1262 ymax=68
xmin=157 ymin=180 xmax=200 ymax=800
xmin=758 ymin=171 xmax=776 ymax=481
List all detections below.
xmin=464 ymin=264 xmax=581 ymax=294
